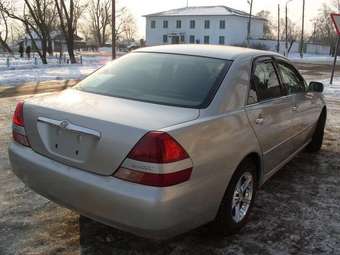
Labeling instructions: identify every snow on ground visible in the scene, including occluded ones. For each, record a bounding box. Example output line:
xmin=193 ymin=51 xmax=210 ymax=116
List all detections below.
xmin=98 ymin=47 xmax=112 ymax=52
xmin=0 ymin=65 xmax=101 ymax=87
xmin=1 ymin=93 xmax=340 ymax=255
xmin=318 ymin=77 xmax=340 ymax=98
xmin=288 ymin=53 xmax=340 ymax=65
xmin=0 ymin=55 xmax=111 ymax=86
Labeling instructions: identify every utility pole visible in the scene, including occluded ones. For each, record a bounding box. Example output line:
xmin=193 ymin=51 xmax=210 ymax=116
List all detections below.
xmin=247 ymin=0 xmax=253 ymax=47
xmin=285 ymin=3 xmax=288 ymax=56
xmin=186 ymin=0 xmax=189 ymax=7
xmin=300 ymin=0 xmax=305 ymax=58
xmin=277 ymin=4 xmax=280 ymax=53
xmin=330 ymin=37 xmax=339 ymax=84
xmin=112 ymin=0 xmax=116 ymax=60
xmin=285 ymin=0 xmax=294 ymax=56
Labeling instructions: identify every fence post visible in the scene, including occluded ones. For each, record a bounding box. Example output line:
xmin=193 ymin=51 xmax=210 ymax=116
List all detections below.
xmin=80 ymin=55 xmax=83 ymax=64
xmin=6 ymin=57 xmax=10 ymax=68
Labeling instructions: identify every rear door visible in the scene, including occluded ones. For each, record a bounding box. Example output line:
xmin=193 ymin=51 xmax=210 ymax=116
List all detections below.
xmin=245 ymin=57 xmax=295 ymax=173
xmin=275 ymin=59 xmax=320 ymax=148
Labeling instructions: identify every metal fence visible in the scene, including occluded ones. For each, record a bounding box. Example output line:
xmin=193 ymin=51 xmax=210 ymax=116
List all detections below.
xmin=0 ymin=53 xmax=85 ymax=68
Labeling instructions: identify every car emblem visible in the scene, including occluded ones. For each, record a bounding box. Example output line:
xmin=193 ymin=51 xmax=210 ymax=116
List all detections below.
xmin=59 ymin=120 xmax=69 ymax=129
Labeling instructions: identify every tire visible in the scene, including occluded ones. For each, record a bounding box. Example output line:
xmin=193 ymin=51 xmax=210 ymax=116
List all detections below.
xmin=306 ymin=109 xmax=326 ymax=153
xmin=210 ymin=158 xmax=257 ymax=235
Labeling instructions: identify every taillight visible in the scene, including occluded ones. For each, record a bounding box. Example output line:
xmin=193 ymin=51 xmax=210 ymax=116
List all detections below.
xmin=12 ymin=102 xmax=30 ymax=147
xmin=13 ymin=102 xmax=25 ymax=126
xmin=127 ymin=131 xmax=189 ymax=163
xmin=114 ymin=131 xmax=192 ymax=187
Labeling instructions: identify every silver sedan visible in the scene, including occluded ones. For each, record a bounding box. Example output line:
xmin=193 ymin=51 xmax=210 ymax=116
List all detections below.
xmin=8 ymin=45 xmax=326 ymax=239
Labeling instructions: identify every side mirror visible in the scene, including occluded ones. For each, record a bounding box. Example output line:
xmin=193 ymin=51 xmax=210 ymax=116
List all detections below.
xmin=309 ymin=82 xmax=324 ymax=93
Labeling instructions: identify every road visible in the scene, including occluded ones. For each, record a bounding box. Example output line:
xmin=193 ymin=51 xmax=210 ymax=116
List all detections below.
xmin=0 ymin=64 xmax=339 ymax=255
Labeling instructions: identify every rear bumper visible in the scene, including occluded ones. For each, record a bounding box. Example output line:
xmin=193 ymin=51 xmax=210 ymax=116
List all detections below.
xmin=8 ymin=142 xmax=209 ymax=239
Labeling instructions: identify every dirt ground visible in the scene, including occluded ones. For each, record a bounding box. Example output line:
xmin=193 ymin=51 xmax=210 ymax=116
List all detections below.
xmin=0 ymin=65 xmax=340 ymax=255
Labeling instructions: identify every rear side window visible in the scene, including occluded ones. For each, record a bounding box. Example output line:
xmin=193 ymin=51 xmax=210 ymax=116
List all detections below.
xmin=250 ymin=61 xmax=283 ymax=103
xmin=277 ymin=62 xmax=306 ymax=94
xmin=76 ymin=53 xmax=231 ymax=108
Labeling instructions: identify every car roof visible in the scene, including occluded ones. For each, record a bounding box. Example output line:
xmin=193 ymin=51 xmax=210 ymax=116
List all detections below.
xmin=135 ymin=44 xmax=283 ymax=61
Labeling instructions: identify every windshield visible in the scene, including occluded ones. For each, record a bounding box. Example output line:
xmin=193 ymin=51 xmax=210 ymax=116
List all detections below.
xmin=76 ymin=52 xmax=231 ymax=108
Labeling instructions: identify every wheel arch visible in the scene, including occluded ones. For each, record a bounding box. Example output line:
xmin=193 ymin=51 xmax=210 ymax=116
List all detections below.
xmin=321 ymin=106 xmax=327 ymax=118
xmin=242 ymin=152 xmax=263 ymax=187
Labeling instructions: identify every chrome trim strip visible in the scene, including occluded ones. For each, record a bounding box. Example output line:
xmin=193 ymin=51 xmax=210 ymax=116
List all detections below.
xmin=262 ymin=139 xmax=312 ymax=184
xmin=37 ymin=117 xmax=101 ymax=139
xmin=245 ymin=94 xmax=294 ymax=108
xmin=121 ymin=158 xmax=193 ymax=174
xmin=263 ymin=124 xmax=314 ymax=156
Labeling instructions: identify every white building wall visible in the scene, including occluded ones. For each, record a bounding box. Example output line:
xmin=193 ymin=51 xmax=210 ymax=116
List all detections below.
xmin=226 ymin=16 xmax=264 ymax=45
xmin=249 ymin=39 xmax=331 ymax=55
xmin=145 ymin=15 xmax=264 ymax=46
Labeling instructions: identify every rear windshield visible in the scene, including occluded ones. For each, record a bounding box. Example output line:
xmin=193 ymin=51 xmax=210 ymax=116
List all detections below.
xmin=76 ymin=52 xmax=231 ymax=108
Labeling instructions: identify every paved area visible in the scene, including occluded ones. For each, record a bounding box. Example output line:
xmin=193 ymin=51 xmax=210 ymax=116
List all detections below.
xmin=0 ymin=65 xmax=339 ymax=254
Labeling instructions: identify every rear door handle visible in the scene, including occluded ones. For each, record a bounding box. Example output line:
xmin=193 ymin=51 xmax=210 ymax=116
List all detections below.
xmin=292 ymin=106 xmax=298 ymax=112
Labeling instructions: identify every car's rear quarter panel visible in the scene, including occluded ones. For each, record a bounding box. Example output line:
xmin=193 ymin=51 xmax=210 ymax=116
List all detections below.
xmin=162 ymin=109 xmax=262 ymax=223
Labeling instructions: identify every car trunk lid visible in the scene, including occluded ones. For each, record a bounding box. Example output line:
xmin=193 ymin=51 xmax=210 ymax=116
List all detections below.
xmin=23 ymin=89 xmax=199 ymax=175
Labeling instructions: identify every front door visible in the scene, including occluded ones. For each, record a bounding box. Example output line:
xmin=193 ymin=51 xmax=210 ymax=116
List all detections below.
xmin=245 ymin=58 xmax=295 ymax=174
xmin=171 ymin=36 xmax=180 ymax=44
xmin=275 ymin=60 xmax=320 ymax=148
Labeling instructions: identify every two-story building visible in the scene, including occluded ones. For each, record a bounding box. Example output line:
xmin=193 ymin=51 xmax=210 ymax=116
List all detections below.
xmin=144 ymin=6 xmax=265 ymax=46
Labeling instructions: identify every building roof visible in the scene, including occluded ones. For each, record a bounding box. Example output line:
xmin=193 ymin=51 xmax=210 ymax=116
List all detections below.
xmin=135 ymin=44 xmax=281 ymax=61
xmin=144 ymin=6 xmax=265 ymax=20
xmin=24 ymin=31 xmax=83 ymax=41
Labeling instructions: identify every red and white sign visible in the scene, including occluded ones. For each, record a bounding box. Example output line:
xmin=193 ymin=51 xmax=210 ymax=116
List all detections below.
xmin=331 ymin=13 xmax=340 ymax=35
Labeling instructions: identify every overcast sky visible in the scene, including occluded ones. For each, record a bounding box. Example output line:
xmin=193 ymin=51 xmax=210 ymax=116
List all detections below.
xmin=121 ymin=0 xmax=332 ymax=38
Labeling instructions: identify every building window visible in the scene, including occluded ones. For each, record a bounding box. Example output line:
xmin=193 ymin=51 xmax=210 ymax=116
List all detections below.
xmin=176 ymin=20 xmax=181 ymax=28
xmin=204 ymin=20 xmax=210 ymax=29
xmin=151 ymin=20 xmax=156 ymax=29
xmin=163 ymin=20 xmax=168 ymax=28
xmin=220 ymin=20 xmax=226 ymax=29
xmin=180 ymin=35 xmax=185 ymax=42
xmin=163 ymin=35 xmax=168 ymax=43
xmin=190 ymin=20 xmax=195 ymax=29
xmin=189 ymin=35 xmax=195 ymax=43
xmin=219 ymin=36 xmax=225 ymax=45
xmin=204 ymin=36 xmax=210 ymax=44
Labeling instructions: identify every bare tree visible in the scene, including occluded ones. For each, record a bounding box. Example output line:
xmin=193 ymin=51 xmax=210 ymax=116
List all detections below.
xmin=88 ymin=0 xmax=111 ymax=46
xmin=0 ymin=8 xmax=12 ymax=53
xmin=256 ymin=10 xmax=274 ymax=39
xmin=120 ymin=8 xmax=137 ymax=41
xmin=110 ymin=7 xmax=137 ymax=42
xmin=313 ymin=3 xmax=338 ymax=55
xmin=83 ymin=4 xmax=137 ymax=46
xmin=280 ymin=18 xmax=300 ymax=42
xmin=332 ymin=0 xmax=340 ymax=12
xmin=55 ymin=0 xmax=86 ymax=63
xmin=0 ymin=0 xmax=57 ymax=63
xmin=256 ymin=9 xmax=299 ymax=53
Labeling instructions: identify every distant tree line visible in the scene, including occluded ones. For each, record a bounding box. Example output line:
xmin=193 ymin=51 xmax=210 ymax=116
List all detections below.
xmin=257 ymin=0 xmax=340 ymax=55
xmin=0 ymin=0 xmax=137 ymax=64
